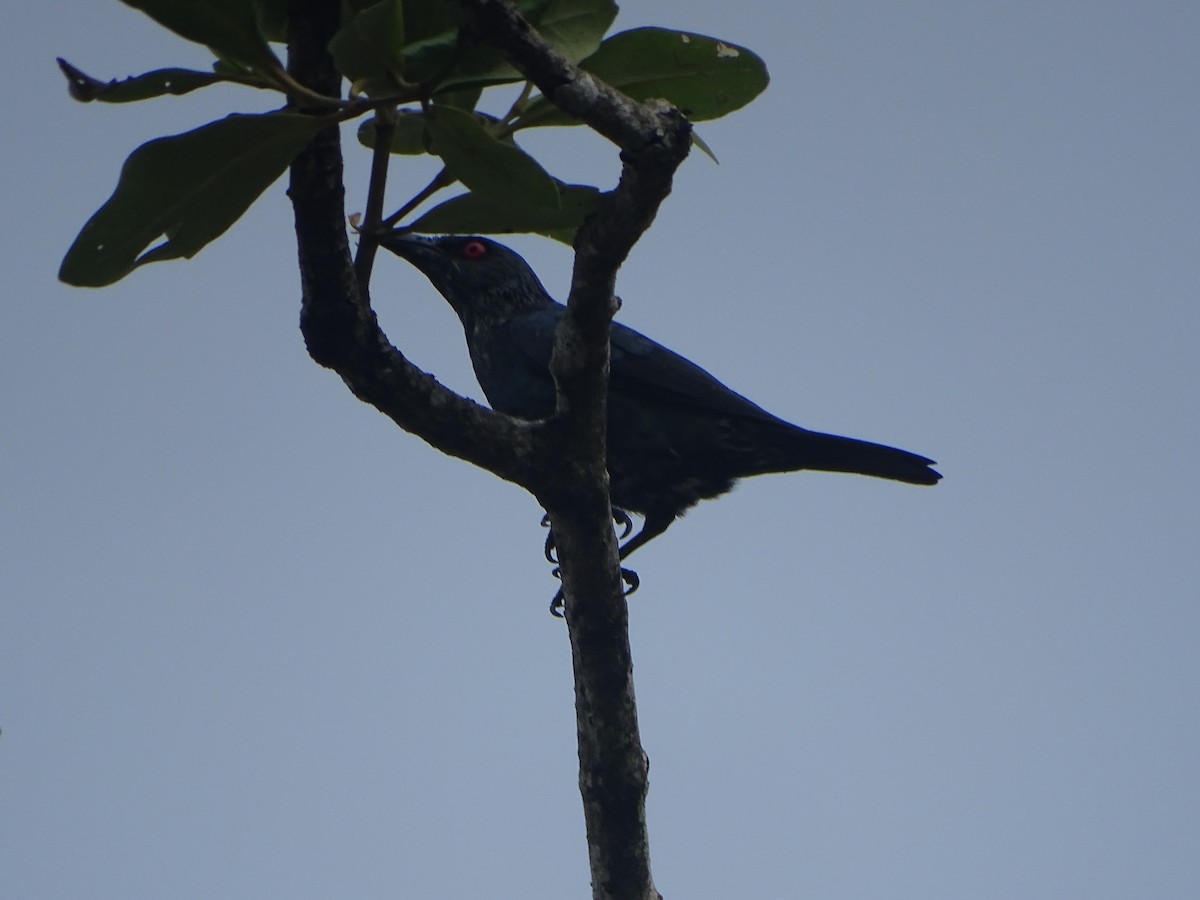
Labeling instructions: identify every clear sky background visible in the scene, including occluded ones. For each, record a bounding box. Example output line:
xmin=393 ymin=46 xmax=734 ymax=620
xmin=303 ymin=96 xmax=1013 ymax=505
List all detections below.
xmin=4 ymin=2 xmax=1197 ymax=897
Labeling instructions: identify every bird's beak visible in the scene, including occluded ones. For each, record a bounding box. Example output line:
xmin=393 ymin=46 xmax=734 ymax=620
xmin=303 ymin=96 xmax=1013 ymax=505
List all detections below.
xmin=378 ymin=231 xmax=439 ymax=266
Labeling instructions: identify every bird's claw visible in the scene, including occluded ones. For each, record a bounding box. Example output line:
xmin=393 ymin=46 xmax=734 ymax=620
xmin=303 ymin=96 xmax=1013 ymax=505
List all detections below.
xmin=544 ymin=509 xmax=633 ymax=564
xmin=543 ymin=511 xmax=642 ymax=616
xmin=547 ymin=565 xmax=639 ymax=617
xmin=613 ymin=507 xmax=634 ymax=540
xmin=621 ymin=567 xmax=640 ymax=596
xmin=541 ymin=514 xmax=558 ymax=563
xmin=549 ymin=567 xmax=566 ymax=617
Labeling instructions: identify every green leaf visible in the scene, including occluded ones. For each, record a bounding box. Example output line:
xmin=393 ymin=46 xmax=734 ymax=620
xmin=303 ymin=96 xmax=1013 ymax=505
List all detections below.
xmin=60 ymin=112 xmax=324 ymax=287
xmin=329 ymin=0 xmax=405 ymax=94
xmin=401 ymin=0 xmax=611 ymax=92
xmin=399 ymin=0 xmax=459 ymax=44
xmin=120 ymin=0 xmax=279 ymax=72
xmin=426 ymin=106 xmax=559 ymax=210
xmin=516 ymin=27 xmax=770 ymax=128
xmin=357 ymin=110 xmax=430 ymax=155
xmin=409 ymin=184 xmax=602 ymax=238
xmin=402 ymin=0 xmax=551 ymax=89
xmin=253 ymin=0 xmax=289 ymax=42
xmin=536 ymin=229 xmax=578 ymax=246
xmin=436 ymin=86 xmax=483 ymax=111
xmin=357 ymin=106 xmax=505 ymax=155
xmin=57 ymin=59 xmax=224 ymax=103
xmin=535 ymin=0 xmax=617 ymax=63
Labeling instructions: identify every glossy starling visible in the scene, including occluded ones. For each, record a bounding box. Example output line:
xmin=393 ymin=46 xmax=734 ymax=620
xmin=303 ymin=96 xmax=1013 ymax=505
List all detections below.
xmin=383 ymin=234 xmax=940 ymax=601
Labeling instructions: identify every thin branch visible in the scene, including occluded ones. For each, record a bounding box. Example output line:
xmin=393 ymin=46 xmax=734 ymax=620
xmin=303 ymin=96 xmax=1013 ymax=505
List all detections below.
xmin=285 ymin=0 xmax=538 ymax=493
xmin=498 ymin=79 xmax=535 ymax=127
xmin=266 ymin=63 xmax=349 ymax=109
xmin=381 ymin=166 xmax=456 ymax=230
xmin=456 ymin=0 xmax=677 ymax=150
xmin=353 ymin=105 xmax=396 ymax=288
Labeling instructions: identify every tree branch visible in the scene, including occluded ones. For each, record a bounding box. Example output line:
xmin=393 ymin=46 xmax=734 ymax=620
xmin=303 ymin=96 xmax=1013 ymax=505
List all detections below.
xmin=285 ymin=0 xmax=537 ymax=490
xmin=288 ymin=1 xmax=690 ymax=897
xmin=456 ymin=4 xmax=691 ymax=899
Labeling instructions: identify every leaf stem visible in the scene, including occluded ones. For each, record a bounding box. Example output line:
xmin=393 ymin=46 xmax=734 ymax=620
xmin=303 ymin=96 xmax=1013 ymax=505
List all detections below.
xmin=381 ymin=167 xmax=457 ymax=230
xmin=353 ymin=106 xmax=398 ymax=287
xmin=267 ymin=64 xmax=348 ymax=108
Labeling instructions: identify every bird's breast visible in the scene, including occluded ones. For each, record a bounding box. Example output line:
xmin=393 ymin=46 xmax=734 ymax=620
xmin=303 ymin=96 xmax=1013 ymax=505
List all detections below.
xmin=467 ymin=322 xmax=556 ymax=420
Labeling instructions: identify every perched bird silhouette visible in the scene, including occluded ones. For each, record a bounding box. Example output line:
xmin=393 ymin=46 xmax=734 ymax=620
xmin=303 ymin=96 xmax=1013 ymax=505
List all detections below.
xmin=383 ymin=234 xmax=940 ymax=606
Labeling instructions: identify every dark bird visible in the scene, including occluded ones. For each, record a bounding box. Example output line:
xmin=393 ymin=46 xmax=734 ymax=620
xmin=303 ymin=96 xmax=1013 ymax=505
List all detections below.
xmin=383 ymin=234 xmax=940 ymax=602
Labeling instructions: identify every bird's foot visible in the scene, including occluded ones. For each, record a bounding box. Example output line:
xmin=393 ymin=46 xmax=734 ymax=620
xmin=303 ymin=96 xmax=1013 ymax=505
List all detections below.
xmin=620 ymin=567 xmax=640 ymax=596
xmin=612 ymin=507 xmax=635 ymax=540
xmin=549 ymin=569 xmax=565 ymax=617
xmin=548 ymin=565 xmax=641 ymax=618
xmin=541 ymin=513 xmax=557 ymax=563
xmin=543 ymin=509 xmax=642 ymax=616
xmin=542 ymin=508 xmax=636 ymax=565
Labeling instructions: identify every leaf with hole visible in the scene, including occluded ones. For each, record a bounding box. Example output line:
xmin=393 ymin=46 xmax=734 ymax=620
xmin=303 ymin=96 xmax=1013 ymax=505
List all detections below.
xmin=57 ymin=59 xmax=225 ymax=103
xmin=516 ymin=27 xmax=769 ymax=128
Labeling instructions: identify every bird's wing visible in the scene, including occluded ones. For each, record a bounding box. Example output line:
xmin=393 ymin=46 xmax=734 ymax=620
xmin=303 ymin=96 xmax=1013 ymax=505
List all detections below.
xmin=608 ymin=322 xmax=788 ymax=422
xmin=506 ymin=309 xmax=792 ymax=425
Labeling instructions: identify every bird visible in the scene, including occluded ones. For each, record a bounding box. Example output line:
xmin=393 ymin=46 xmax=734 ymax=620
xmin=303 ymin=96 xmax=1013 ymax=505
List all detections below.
xmin=381 ymin=233 xmax=940 ymax=609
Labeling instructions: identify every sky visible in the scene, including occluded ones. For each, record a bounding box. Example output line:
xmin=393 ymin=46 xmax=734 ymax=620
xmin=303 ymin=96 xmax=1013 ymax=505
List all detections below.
xmin=3 ymin=2 xmax=1198 ymax=898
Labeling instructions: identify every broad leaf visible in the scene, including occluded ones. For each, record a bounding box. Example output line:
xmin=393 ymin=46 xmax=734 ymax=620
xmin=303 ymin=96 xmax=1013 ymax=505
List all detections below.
xmin=402 ymin=0 xmax=551 ymax=89
xmin=426 ymin=106 xmax=559 ymax=210
xmin=120 ymin=0 xmax=279 ymax=72
xmin=253 ymin=0 xmax=289 ymax=42
xmin=58 ymin=59 xmax=224 ymax=103
xmin=357 ymin=106 xmax=503 ymax=154
xmin=60 ymin=113 xmax=324 ymax=287
xmin=399 ymin=0 xmax=459 ymax=44
xmin=516 ymin=27 xmax=769 ymax=128
xmin=402 ymin=0 xmax=611 ymax=92
xmin=329 ymin=0 xmax=405 ymax=94
xmin=536 ymin=0 xmax=617 ymax=63
xmin=409 ymin=184 xmax=601 ymax=238
xmin=437 ymin=86 xmax=484 ymax=112
xmin=357 ymin=110 xmax=431 ymax=155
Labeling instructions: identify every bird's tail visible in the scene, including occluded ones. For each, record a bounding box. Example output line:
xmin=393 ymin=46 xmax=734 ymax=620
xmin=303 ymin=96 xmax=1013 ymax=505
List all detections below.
xmin=782 ymin=428 xmax=942 ymax=486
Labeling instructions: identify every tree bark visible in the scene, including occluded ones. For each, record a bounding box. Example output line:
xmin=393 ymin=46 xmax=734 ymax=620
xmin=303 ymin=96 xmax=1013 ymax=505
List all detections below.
xmin=287 ymin=2 xmax=690 ymax=896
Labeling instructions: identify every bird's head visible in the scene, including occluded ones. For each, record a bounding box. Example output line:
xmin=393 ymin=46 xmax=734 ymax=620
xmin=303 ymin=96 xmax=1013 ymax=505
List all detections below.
xmin=380 ymin=233 xmax=556 ymax=324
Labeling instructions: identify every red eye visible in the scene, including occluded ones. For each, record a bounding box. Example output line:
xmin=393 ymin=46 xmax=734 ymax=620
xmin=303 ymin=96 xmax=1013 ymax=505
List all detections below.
xmin=461 ymin=240 xmax=487 ymax=260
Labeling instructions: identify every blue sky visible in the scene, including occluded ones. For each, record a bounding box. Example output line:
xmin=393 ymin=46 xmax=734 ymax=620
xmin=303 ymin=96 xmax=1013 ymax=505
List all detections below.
xmin=4 ymin=2 xmax=1198 ymax=897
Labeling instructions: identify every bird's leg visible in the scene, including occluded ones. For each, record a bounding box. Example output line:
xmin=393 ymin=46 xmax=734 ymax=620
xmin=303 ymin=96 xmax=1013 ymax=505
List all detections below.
xmin=611 ymin=509 xmax=641 ymax=595
xmin=545 ymin=508 xmax=633 ymax=563
xmin=549 ymin=569 xmax=565 ymax=617
xmin=543 ymin=515 xmax=566 ymax=615
xmin=541 ymin=513 xmax=557 ymax=563
xmin=620 ymin=567 xmax=640 ymax=595
xmin=543 ymin=508 xmax=649 ymax=617
xmin=617 ymin=512 xmax=675 ymax=560
xmin=612 ymin=507 xmax=635 ymax=540
xmin=550 ymin=566 xmax=638 ymax=617
xmin=598 ymin=512 xmax=673 ymax=610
